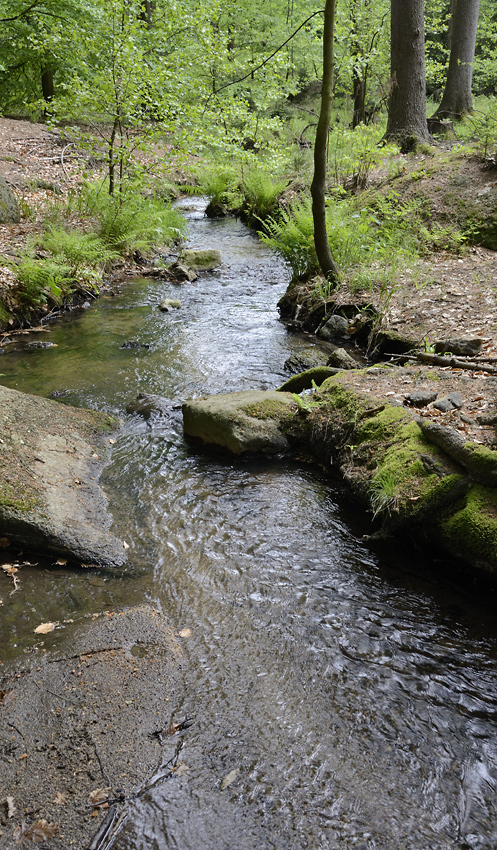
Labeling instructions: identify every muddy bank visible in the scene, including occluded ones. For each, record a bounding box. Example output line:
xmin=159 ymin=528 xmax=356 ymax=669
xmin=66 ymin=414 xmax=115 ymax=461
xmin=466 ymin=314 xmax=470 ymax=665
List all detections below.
xmin=0 ymin=385 xmax=127 ymax=566
xmin=0 ymin=605 xmax=184 ymax=849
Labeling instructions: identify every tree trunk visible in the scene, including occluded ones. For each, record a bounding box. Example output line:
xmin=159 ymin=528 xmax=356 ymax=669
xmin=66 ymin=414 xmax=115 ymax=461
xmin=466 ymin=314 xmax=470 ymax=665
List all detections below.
xmin=433 ymin=0 xmax=480 ymax=119
xmin=310 ymin=0 xmax=340 ymax=285
xmin=385 ymin=0 xmax=430 ymax=149
xmin=41 ymin=67 xmax=54 ymax=102
xmin=139 ymin=1 xmax=154 ymax=29
xmin=352 ymin=70 xmax=365 ymax=128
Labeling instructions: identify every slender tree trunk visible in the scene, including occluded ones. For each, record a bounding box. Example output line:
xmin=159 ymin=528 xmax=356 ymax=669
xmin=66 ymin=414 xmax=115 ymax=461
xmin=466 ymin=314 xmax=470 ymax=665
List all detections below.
xmin=41 ymin=67 xmax=54 ymax=102
xmin=353 ymin=71 xmax=365 ymax=128
xmin=434 ymin=0 xmax=480 ymax=119
xmin=139 ymin=0 xmax=154 ymax=29
xmin=310 ymin=0 xmax=340 ymax=284
xmin=385 ymin=0 xmax=430 ymax=149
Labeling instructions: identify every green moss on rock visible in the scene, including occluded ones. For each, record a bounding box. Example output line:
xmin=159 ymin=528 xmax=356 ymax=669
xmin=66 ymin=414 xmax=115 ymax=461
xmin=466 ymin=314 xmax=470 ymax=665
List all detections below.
xmin=244 ymin=398 xmax=295 ymax=421
xmin=0 ymin=479 xmax=39 ymax=512
xmin=441 ymin=484 xmax=497 ymax=570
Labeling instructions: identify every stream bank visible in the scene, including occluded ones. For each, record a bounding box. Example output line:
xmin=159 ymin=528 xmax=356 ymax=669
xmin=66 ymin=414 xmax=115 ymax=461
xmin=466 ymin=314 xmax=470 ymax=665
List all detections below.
xmin=182 ymin=362 xmax=497 ymax=579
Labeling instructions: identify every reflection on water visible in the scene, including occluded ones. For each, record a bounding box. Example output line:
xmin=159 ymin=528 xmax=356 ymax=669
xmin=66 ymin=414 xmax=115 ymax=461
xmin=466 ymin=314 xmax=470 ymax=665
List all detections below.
xmin=1 ymin=199 xmax=497 ymax=848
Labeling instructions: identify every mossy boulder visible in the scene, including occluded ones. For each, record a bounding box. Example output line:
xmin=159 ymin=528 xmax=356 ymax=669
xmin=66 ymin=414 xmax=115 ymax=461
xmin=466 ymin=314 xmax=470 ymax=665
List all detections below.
xmin=440 ymin=484 xmax=497 ymax=571
xmin=0 ymin=174 xmax=20 ymax=223
xmin=178 ymin=249 xmax=222 ymax=271
xmin=0 ymin=384 xmax=126 ymax=566
xmin=182 ymin=390 xmax=296 ymax=454
xmin=307 ymin=375 xmax=466 ymax=525
xmin=278 ymin=366 xmax=339 ymax=393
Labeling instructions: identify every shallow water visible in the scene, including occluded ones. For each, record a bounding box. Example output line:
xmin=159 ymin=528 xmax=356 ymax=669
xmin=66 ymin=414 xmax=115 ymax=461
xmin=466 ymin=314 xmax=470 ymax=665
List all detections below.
xmin=1 ymin=199 xmax=497 ymax=849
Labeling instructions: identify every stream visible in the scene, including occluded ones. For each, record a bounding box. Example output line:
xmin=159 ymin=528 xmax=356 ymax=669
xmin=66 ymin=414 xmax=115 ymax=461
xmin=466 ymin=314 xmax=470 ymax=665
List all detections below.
xmin=1 ymin=198 xmax=497 ymax=849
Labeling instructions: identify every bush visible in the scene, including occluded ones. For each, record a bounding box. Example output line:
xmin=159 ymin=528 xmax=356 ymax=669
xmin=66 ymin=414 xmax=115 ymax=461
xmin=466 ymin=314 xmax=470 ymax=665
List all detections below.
xmin=262 ymin=200 xmax=318 ymax=277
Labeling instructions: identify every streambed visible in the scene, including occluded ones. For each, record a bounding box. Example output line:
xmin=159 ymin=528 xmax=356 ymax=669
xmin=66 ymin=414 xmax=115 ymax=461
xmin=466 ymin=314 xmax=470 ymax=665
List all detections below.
xmin=1 ymin=199 xmax=497 ymax=849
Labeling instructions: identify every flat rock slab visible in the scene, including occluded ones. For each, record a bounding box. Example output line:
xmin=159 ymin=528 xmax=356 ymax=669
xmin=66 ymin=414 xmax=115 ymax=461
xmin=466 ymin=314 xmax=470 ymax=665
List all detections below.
xmin=183 ymin=390 xmax=296 ymax=454
xmin=0 ymin=385 xmax=127 ymax=566
xmin=0 ymin=605 xmax=183 ymax=850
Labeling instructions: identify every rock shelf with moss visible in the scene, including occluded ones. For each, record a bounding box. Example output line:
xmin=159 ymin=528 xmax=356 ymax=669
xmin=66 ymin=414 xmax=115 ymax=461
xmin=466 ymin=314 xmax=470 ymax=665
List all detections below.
xmin=0 ymin=384 xmax=127 ymax=566
xmin=182 ymin=368 xmax=497 ymax=577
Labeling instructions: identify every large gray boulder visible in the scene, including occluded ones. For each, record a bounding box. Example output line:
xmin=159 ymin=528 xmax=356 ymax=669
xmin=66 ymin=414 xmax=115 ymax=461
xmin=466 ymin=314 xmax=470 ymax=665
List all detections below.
xmin=0 ymin=174 xmax=20 ymax=223
xmin=182 ymin=390 xmax=296 ymax=454
xmin=0 ymin=384 xmax=126 ymax=566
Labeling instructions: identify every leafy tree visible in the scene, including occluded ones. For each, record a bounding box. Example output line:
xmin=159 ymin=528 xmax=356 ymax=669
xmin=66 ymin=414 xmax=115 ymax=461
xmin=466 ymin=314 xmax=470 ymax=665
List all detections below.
xmin=334 ymin=0 xmax=389 ymax=127
xmin=0 ymin=0 xmax=96 ymax=113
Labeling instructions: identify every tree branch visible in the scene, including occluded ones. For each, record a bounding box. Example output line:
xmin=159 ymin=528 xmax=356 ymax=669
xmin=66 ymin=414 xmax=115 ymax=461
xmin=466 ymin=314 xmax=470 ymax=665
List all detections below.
xmin=203 ymin=10 xmax=324 ymax=113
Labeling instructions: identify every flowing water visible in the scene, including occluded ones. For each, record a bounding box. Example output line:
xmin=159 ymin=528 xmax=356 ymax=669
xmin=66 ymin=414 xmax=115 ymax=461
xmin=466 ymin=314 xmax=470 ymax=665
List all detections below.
xmin=1 ymin=199 xmax=497 ymax=849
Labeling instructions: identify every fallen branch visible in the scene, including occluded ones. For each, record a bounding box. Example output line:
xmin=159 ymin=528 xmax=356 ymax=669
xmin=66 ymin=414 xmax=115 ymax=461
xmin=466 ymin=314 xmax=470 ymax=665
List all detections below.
xmin=414 ymin=351 xmax=497 ymax=375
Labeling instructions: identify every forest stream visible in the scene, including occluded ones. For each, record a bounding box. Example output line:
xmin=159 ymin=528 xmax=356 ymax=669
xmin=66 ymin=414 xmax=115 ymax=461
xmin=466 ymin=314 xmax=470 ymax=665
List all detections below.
xmin=1 ymin=199 xmax=497 ymax=849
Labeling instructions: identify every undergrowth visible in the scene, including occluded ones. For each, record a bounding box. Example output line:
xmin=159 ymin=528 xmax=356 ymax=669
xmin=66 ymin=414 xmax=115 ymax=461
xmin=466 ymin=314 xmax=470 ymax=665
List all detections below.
xmin=4 ymin=180 xmax=186 ymax=318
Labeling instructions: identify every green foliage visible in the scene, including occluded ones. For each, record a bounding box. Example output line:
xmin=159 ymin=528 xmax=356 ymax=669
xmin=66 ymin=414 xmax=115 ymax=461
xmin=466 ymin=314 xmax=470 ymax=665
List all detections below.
xmin=81 ymin=183 xmax=186 ymax=253
xmin=11 ymin=256 xmax=74 ymax=312
xmin=198 ymin=167 xmax=241 ymax=209
xmin=262 ymin=200 xmax=318 ymax=277
xmin=240 ymin=170 xmax=287 ymax=223
xmin=41 ymin=228 xmax=118 ymax=275
xmin=328 ymin=122 xmax=395 ymax=189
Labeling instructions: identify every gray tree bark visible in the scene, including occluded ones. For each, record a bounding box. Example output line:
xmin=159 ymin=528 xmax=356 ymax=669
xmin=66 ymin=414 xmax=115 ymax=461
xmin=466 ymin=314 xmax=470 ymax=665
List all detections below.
xmin=310 ymin=0 xmax=340 ymax=284
xmin=434 ymin=0 xmax=480 ymax=119
xmin=385 ymin=0 xmax=430 ymax=149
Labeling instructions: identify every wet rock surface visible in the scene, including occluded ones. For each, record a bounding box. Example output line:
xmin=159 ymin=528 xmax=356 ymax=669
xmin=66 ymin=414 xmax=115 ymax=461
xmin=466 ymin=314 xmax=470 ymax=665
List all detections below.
xmin=183 ymin=390 xmax=296 ymax=454
xmin=0 ymin=605 xmax=183 ymax=850
xmin=0 ymin=385 xmax=126 ymax=566
xmin=178 ymin=249 xmax=222 ymax=271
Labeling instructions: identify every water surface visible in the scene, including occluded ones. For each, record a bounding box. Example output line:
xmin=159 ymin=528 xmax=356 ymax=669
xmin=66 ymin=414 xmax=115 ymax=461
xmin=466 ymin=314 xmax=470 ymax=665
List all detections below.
xmin=1 ymin=199 xmax=497 ymax=849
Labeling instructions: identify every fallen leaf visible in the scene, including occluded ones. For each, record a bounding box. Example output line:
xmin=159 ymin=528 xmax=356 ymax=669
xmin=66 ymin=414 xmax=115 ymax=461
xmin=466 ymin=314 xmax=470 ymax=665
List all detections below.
xmin=174 ymin=763 xmax=190 ymax=776
xmin=26 ymin=819 xmax=58 ymax=843
xmin=123 ymin=541 xmax=129 ymax=550
xmin=109 ymin=438 xmax=116 ymax=444
xmin=178 ymin=628 xmax=191 ymax=638
xmin=53 ymin=791 xmax=68 ymax=805
xmin=220 ymin=767 xmax=239 ymax=790
xmin=6 ymin=796 xmax=16 ymax=818
xmin=89 ymin=787 xmax=112 ymax=806
xmin=1 ymin=563 xmax=20 ymax=592
xmin=34 ymin=622 xmax=56 ymax=634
